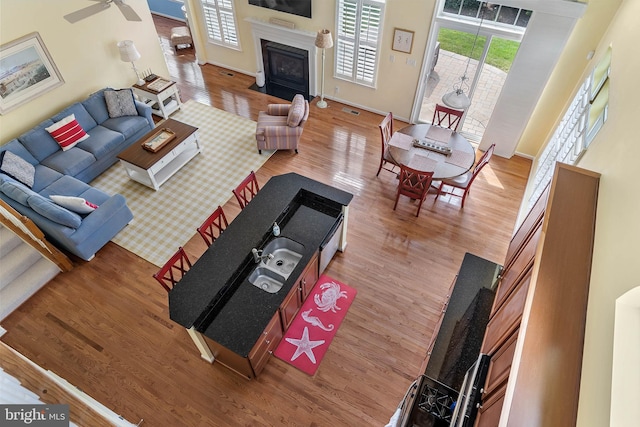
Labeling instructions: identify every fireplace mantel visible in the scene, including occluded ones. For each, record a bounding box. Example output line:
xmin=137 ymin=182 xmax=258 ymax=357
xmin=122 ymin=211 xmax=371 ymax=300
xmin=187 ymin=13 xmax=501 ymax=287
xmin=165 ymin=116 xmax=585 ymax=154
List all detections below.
xmin=246 ymin=17 xmax=318 ymax=97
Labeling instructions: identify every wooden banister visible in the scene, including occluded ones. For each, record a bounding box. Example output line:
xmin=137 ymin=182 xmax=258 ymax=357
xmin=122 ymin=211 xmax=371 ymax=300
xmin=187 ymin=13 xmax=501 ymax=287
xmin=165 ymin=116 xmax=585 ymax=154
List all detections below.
xmin=0 ymin=199 xmax=73 ymax=272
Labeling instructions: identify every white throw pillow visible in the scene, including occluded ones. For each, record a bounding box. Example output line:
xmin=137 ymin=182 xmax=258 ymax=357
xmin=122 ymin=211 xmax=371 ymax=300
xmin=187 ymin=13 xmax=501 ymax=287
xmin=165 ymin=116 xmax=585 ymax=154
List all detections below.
xmin=50 ymin=195 xmax=98 ymax=214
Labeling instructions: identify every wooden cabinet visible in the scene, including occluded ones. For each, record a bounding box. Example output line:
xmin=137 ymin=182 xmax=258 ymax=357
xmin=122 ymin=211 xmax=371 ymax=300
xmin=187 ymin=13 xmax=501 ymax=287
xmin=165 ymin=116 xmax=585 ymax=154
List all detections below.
xmin=480 ymin=328 xmax=518 ymax=407
xmin=474 ymin=163 xmax=600 ymax=427
xmin=249 ymin=312 xmax=283 ymax=377
xmin=475 ymin=381 xmax=507 ymax=427
xmin=481 ymin=271 xmax=530 ymax=356
xmin=280 ymin=282 xmax=301 ymax=330
xmin=491 ymin=225 xmax=540 ymax=313
xmin=299 ymin=252 xmax=319 ymax=302
xmin=280 ymin=251 xmax=319 ymax=331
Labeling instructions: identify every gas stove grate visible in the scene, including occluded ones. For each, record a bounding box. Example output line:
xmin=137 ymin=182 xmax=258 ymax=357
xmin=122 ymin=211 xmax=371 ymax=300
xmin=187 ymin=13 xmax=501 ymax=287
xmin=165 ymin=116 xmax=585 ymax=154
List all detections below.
xmin=416 ymin=377 xmax=457 ymax=422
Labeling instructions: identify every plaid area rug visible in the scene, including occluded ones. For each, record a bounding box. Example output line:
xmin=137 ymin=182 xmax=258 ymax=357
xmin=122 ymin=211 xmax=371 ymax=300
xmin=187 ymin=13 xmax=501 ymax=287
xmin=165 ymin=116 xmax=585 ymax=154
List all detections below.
xmin=91 ymin=100 xmax=273 ymax=267
xmin=274 ymin=275 xmax=357 ymax=376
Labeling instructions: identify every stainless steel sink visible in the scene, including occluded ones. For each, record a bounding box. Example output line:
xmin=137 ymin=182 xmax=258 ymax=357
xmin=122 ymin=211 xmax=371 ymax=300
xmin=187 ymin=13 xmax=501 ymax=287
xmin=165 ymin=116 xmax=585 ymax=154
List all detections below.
xmin=248 ymin=267 xmax=286 ymax=293
xmin=248 ymin=237 xmax=304 ymax=293
xmin=261 ymin=237 xmax=304 ymax=276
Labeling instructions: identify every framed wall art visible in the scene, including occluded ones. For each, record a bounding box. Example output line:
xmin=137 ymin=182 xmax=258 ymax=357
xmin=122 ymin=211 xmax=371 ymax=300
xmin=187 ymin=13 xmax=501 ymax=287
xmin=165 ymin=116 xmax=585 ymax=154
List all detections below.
xmin=392 ymin=28 xmax=414 ymax=54
xmin=0 ymin=32 xmax=65 ymax=115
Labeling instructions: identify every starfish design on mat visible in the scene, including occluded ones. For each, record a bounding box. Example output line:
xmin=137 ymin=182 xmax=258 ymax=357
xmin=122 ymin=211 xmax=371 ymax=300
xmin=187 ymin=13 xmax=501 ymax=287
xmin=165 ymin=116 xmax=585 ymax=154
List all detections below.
xmin=285 ymin=327 xmax=325 ymax=364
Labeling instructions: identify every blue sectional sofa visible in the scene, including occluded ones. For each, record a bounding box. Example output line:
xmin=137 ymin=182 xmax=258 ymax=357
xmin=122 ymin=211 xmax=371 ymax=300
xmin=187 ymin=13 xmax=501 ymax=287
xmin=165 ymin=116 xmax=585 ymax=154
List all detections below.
xmin=0 ymin=88 xmax=154 ymax=261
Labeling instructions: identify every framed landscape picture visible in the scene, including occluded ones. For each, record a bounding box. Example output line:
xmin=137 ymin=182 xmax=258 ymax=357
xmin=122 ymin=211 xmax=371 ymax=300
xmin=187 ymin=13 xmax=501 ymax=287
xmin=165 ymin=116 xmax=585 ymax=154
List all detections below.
xmin=0 ymin=32 xmax=65 ymax=115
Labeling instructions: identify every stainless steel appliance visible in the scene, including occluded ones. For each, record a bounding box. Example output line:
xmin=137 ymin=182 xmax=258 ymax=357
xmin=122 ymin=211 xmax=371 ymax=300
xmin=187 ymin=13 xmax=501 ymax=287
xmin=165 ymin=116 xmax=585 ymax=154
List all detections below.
xmin=319 ymin=213 xmax=343 ymax=273
xmin=395 ymin=355 xmax=490 ymax=427
xmin=449 ymin=354 xmax=491 ymax=426
xmin=394 ymin=253 xmax=501 ymax=427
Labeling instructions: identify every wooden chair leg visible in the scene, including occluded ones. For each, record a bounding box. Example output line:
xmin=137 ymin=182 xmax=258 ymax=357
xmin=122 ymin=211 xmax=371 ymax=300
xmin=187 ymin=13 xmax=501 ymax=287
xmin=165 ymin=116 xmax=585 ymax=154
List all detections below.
xmin=461 ymin=189 xmax=470 ymax=208
xmin=435 ymin=182 xmax=444 ymax=202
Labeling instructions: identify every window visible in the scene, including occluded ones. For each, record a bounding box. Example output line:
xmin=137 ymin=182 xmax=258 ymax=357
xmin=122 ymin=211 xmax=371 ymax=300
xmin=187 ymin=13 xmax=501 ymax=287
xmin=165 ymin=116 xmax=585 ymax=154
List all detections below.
xmin=335 ymin=0 xmax=385 ymax=87
xmin=527 ymin=77 xmax=589 ymax=209
xmin=200 ymin=0 xmax=239 ymax=49
xmin=586 ymin=46 xmax=611 ymax=144
xmin=443 ymin=0 xmax=532 ymax=28
xmin=527 ymin=47 xmax=611 ymax=210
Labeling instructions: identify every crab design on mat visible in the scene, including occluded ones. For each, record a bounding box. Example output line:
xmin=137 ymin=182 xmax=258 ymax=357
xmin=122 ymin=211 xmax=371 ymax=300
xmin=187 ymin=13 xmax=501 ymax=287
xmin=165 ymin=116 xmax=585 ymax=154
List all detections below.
xmin=314 ymin=281 xmax=348 ymax=313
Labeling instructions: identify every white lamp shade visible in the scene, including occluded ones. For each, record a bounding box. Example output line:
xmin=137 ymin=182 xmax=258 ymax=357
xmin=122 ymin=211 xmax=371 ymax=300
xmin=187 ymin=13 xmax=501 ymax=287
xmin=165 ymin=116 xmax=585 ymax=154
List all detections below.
xmin=442 ymin=90 xmax=471 ymax=110
xmin=315 ymin=29 xmax=333 ymax=49
xmin=117 ymin=40 xmax=141 ymax=63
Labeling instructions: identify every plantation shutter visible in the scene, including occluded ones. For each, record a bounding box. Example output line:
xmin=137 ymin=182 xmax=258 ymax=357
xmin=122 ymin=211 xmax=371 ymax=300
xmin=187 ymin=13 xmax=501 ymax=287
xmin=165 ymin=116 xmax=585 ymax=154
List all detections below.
xmin=336 ymin=0 xmax=384 ymax=87
xmin=528 ymin=47 xmax=612 ymax=211
xmin=201 ymin=0 xmax=239 ymax=48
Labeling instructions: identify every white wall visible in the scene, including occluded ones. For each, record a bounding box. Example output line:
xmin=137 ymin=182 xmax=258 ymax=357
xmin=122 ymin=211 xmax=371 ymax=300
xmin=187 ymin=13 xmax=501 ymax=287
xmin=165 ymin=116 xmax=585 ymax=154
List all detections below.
xmin=573 ymin=1 xmax=640 ymax=422
xmin=186 ymin=0 xmax=436 ymax=121
xmin=0 ymin=0 xmax=169 ymax=141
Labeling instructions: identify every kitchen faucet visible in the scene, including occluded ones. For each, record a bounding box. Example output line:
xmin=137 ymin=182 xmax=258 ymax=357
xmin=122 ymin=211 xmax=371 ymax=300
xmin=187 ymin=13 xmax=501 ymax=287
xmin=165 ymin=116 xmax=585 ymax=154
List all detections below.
xmin=251 ymin=248 xmax=274 ymax=263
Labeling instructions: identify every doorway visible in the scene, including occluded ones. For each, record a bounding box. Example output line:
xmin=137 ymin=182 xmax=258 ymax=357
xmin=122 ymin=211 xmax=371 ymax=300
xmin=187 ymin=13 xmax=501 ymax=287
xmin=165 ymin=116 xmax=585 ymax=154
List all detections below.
xmin=414 ymin=1 xmax=526 ymax=142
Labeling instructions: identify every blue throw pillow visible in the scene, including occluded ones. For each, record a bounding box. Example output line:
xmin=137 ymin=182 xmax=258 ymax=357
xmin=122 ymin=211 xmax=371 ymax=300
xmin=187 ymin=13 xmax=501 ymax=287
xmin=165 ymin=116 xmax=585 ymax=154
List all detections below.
xmin=27 ymin=193 xmax=82 ymax=229
xmin=0 ymin=178 xmax=38 ymax=206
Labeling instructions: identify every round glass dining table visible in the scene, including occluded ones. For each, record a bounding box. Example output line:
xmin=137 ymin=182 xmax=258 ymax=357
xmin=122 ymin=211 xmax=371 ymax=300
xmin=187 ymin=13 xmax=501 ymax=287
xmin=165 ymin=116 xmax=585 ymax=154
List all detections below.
xmin=388 ymin=123 xmax=476 ymax=180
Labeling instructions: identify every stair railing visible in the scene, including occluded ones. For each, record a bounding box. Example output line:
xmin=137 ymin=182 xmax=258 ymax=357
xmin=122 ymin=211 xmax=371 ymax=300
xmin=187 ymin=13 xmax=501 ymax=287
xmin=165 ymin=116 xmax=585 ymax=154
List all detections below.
xmin=0 ymin=200 xmax=72 ymax=272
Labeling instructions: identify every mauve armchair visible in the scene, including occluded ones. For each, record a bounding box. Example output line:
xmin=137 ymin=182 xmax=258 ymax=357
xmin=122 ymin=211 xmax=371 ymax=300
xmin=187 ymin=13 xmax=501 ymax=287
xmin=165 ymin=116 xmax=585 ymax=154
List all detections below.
xmin=255 ymin=94 xmax=309 ymax=154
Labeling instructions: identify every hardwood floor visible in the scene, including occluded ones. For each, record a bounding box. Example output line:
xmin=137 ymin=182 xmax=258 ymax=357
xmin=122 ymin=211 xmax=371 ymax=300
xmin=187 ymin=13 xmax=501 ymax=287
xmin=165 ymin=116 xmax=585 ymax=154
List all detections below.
xmin=0 ymin=16 xmax=531 ymax=426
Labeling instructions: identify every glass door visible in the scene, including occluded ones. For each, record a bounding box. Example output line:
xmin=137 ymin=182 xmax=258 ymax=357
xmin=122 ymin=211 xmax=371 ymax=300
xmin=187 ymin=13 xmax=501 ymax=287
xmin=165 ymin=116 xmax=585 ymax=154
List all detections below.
xmin=460 ymin=34 xmax=519 ymax=139
xmin=418 ymin=26 xmax=486 ymax=135
xmin=418 ymin=29 xmax=520 ymax=142
xmin=414 ymin=1 xmax=527 ymax=142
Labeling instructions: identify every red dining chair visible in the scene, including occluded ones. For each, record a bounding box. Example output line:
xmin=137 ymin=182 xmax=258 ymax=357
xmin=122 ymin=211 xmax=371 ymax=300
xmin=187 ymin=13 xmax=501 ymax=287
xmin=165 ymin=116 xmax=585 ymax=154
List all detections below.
xmin=432 ymin=104 xmax=464 ymax=131
xmin=393 ymin=165 xmax=435 ymax=217
xmin=436 ymin=144 xmax=495 ymax=209
xmin=153 ymin=247 xmax=192 ymax=292
xmin=376 ymin=112 xmax=400 ymax=176
xmin=233 ymin=171 xmax=260 ymax=210
xmin=197 ymin=205 xmax=228 ymax=247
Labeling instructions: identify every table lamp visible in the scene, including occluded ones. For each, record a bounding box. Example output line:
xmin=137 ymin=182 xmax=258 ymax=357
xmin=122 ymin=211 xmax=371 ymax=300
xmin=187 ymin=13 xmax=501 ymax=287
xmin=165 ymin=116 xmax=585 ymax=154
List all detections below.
xmin=117 ymin=40 xmax=145 ymax=86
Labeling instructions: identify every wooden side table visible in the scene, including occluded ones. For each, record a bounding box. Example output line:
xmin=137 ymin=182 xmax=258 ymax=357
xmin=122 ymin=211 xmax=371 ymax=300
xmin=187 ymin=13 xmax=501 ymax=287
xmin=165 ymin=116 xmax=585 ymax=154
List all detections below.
xmin=132 ymin=78 xmax=182 ymax=119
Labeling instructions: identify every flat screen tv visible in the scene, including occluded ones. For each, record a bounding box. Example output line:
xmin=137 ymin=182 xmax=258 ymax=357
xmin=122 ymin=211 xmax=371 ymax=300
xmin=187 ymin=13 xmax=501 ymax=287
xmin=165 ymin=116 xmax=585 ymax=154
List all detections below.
xmin=248 ymin=0 xmax=312 ymax=19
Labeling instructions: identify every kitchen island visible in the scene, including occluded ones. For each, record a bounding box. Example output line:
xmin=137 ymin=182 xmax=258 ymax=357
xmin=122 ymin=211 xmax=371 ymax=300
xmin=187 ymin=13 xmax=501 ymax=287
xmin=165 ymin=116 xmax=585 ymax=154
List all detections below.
xmin=169 ymin=173 xmax=353 ymax=378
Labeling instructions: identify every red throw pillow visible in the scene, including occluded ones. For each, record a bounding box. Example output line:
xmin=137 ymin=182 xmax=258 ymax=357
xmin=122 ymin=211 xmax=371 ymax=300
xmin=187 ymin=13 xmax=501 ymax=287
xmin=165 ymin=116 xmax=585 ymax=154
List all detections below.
xmin=45 ymin=114 xmax=89 ymax=151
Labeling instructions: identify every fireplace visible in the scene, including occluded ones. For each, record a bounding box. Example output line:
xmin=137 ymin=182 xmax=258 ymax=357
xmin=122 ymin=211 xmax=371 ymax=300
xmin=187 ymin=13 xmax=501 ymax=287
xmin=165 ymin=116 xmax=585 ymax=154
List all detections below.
xmin=247 ymin=18 xmax=318 ymax=102
xmin=262 ymin=41 xmax=309 ymax=101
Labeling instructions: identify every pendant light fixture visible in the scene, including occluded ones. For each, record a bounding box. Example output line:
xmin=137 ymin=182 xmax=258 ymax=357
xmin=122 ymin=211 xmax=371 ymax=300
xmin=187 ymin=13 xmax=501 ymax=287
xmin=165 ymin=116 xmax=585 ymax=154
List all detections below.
xmin=441 ymin=3 xmax=487 ymax=110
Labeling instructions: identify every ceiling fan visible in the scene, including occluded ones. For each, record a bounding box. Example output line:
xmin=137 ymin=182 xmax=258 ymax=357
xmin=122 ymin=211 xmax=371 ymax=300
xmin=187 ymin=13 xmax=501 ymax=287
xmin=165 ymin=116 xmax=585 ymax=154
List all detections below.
xmin=64 ymin=0 xmax=142 ymax=24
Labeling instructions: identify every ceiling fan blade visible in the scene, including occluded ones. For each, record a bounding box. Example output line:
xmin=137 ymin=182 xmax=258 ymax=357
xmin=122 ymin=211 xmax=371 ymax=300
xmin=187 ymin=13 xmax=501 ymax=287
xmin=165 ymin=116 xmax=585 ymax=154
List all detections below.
xmin=114 ymin=0 xmax=142 ymax=22
xmin=63 ymin=2 xmax=111 ymax=24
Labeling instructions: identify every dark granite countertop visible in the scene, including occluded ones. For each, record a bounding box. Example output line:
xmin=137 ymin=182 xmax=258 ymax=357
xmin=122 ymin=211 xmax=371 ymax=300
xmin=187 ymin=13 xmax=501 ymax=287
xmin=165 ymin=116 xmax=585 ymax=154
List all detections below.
xmin=168 ymin=173 xmax=353 ymax=357
xmin=425 ymin=252 xmax=501 ymax=390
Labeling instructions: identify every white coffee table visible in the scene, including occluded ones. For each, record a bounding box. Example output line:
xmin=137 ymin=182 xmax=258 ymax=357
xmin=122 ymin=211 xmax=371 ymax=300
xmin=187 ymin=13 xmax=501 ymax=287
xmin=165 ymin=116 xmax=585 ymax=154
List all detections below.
xmin=117 ymin=119 xmax=200 ymax=191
